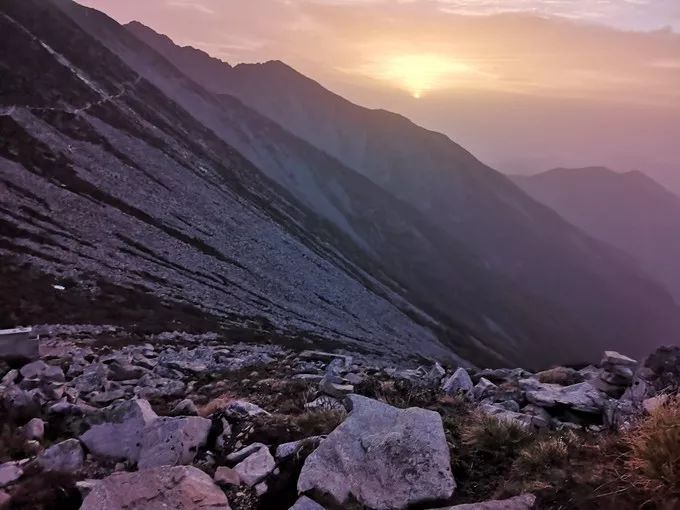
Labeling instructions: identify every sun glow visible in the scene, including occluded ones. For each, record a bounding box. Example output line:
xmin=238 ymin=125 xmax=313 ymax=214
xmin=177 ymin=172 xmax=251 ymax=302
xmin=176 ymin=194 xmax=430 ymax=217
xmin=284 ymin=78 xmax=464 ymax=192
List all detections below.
xmin=373 ymin=54 xmax=475 ymax=98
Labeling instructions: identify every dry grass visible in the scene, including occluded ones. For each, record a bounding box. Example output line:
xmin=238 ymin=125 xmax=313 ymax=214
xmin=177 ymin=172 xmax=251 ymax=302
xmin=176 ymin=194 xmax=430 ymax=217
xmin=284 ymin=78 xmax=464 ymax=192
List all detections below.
xmin=624 ymin=397 xmax=680 ymax=498
xmin=513 ymin=434 xmax=575 ymax=475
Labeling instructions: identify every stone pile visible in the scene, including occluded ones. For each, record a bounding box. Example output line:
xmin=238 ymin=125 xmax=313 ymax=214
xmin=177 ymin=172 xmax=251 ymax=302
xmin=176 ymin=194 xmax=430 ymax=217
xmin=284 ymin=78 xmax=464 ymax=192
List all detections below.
xmin=0 ymin=324 xmax=676 ymax=509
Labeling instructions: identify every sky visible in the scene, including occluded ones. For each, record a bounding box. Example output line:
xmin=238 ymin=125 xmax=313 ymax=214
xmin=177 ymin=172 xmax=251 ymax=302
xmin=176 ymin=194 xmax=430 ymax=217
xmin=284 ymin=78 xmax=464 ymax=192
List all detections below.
xmin=78 ymin=0 xmax=680 ymax=190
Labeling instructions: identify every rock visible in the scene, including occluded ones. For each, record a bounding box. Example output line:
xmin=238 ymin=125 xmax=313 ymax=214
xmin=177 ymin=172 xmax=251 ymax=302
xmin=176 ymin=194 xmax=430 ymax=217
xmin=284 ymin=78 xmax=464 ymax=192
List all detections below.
xmin=495 ymin=400 xmax=521 ymax=413
xmin=1 ymin=387 xmax=42 ymax=420
xmin=23 ymin=417 xmax=45 ymax=441
xmin=304 ymin=395 xmax=344 ymax=412
xmin=474 ymin=378 xmax=497 ymax=400
xmin=0 ymin=462 xmax=23 ymax=488
xmin=442 ymin=368 xmax=474 ymax=396
xmin=521 ymin=380 xmax=606 ymax=414
xmin=298 ymin=395 xmax=455 ymax=509
xmin=601 ymin=351 xmax=637 ymax=368
xmin=1 ymin=369 xmax=18 ymax=386
xmin=299 ymin=351 xmax=352 ymax=370
xmin=73 ymin=364 xmax=109 ymax=394
xmin=474 ymin=368 xmax=531 ymax=384
xmin=318 ymin=375 xmax=354 ymax=398
xmin=214 ymin=466 xmax=241 ymax=487
xmin=233 ymin=446 xmax=276 ymax=486
xmin=80 ymin=465 xmax=230 ymax=510
xmin=480 ymin=404 xmax=548 ymax=430
xmin=80 ymin=399 xmax=158 ymax=463
xmin=344 ymin=373 xmax=364 ymax=385
xmin=222 ymin=400 xmax=269 ymax=420
xmin=275 ymin=436 xmax=324 ymax=460
xmin=138 ymin=416 xmax=211 ymax=469
xmin=171 ymin=398 xmax=199 ymax=416
xmin=290 ymin=495 xmax=326 ymax=510
xmin=433 ymin=493 xmax=536 ymax=509
xmin=600 ymin=368 xmax=633 ymax=387
xmin=226 ymin=443 xmax=268 ymax=464
xmin=643 ymin=394 xmax=669 ymax=414
xmin=0 ymin=327 xmax=38 ymax=362
xmin=19 ymin=360 xmax=64 ymax=383
xmin=37 ymin=438 xmax=84 ymax=473
xmin=107 ymin=360 xmax=147 ymax=381
xmin=0 ymin=490 xmax=10 ymax=509
xmin=536 ymin=367 xmax=583 ymax=386
xmin=89 ymin=388 xmax=127 ymax=405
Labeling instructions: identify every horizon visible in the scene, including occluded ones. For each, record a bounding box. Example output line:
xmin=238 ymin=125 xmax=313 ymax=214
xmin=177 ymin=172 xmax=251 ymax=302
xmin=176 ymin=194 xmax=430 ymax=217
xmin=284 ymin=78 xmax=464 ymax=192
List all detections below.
xmin=76 ymin=0 xmax=680 ymax=192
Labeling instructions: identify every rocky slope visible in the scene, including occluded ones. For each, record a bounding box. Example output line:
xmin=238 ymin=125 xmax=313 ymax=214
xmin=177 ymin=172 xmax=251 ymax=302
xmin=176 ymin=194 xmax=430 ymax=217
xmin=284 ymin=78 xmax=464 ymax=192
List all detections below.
xmin=0 ymin=0 xmax=454 ymax=363
xmin=50 ymin=0 xmax=591 ymax=368
xmin=123 ymin=20 xmax=680 ymax=362
xmin=0 ymin=325 xmax=678 ymax=509
xmin=513 ymin=167 xmax=680 ymax=302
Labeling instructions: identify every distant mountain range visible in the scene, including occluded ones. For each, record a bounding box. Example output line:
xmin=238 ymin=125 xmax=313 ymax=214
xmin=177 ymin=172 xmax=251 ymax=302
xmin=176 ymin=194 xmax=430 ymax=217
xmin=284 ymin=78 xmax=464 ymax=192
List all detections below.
xmin=513 ymin=167 xmax=680 ymax=302
xmin=1 ymin=0 xmax=678 ymax=367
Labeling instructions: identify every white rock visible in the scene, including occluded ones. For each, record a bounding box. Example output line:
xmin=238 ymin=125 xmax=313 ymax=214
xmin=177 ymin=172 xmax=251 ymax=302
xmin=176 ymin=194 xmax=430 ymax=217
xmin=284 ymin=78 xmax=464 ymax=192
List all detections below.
xmin=289 ymin=496 xmax=326 ymax=510
xmin=297 ymin=395 xmax=455 ymax=509
xmin=233 ymin=446 xmax=275 ymax=486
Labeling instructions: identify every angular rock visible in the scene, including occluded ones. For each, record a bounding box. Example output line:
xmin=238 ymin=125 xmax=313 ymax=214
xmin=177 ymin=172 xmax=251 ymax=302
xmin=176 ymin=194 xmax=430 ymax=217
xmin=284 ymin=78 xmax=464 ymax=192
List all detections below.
xmin=233 ymin=446 xmax=275 ymax=486
xmin=433 ymin=493 xmax=536 ymax=510
xmin=521 ymin=380 xmax=605 ymax=413
xmin=37 ymin=438 xmax=84 ymax=473
xmin=80 ymin=399 xmax=158 ymax=463
xmin=442 ymin=368 xmax=474 ymax=396
xmin=480 ymin=404 xmax=548 ymax=430
xmin=290 ymin=496 xmax=326 ymax=510
xmin=23 ymin=417 xmax=45 ymax=441
xmin=171 ymin=398 xmax=199 ymax=416
xmin=298 ymin=395 xmax=455 ymax=509
xmin=601 ymin=351 xmax=637 ymax=368
xmin=275 ymin=436 xmax=324 ymax=460
xmin=226 ymin=443 xmax=267 ymax=464
xmin=319 ymin=375 xmax=353 ymax=398
xmin=80 ymin=466 xmax=230 ymax=510
xmin=214 ymin=466 xmax=241 ymax=487
xmin=0 ymin=327 xmax=38 ymax=362
xmin=138 ymin=416 xmax=211 ymax=469
xmin=221 ymin=400 xmax=269 ymax=420
xmin=535 ymin=367 xmax=583 ymax=386
xmin=473 ymin=378 xmax=497 ymax=400
xmin=0 ymin=462 xmax=23 ymax=488
xmin=19 ymin=360 xmax=64 ymax=383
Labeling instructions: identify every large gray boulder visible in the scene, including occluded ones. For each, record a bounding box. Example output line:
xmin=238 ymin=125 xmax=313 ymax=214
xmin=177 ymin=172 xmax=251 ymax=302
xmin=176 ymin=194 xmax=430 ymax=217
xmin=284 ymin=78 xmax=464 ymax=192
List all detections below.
xmin=520 ymin=380 xmax=605 ymax=413
xmin=80 ymin=399 xmax=158 ymax=463
xmin=297 ymin=395 xmax=455 ymax=509
xmin=80 ymin=466 xmax=230 ymax=510
xmin=138 ymin=416 xmax=211 ymax=469
xmin=433 ymin=494 xmax=536 ymax=509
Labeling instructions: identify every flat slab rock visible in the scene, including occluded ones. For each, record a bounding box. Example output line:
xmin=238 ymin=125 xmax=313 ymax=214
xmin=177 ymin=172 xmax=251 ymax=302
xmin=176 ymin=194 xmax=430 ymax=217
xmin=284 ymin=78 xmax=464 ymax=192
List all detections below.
xmin=297 ymin=394 xmax=455 ymax=509
xmin=433 ymin=494 xmax=536 ymax=510
xmin=80 ymin=465 xmax=230 ymax=510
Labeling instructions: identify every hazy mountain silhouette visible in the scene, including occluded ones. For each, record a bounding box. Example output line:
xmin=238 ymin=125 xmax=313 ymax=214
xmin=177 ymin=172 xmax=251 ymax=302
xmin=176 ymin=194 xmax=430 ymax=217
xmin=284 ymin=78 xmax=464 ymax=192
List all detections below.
xmin=514 ymin=167 xmax=680 ymax=302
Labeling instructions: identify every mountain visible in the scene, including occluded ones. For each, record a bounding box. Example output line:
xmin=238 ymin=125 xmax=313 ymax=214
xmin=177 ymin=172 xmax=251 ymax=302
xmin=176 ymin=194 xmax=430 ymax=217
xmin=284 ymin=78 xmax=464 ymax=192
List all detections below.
xmin=42 ymin=0 xmax=616 ymax=368
xmin=123 ymin=21 xmax=680 ymax=361
xmin=0 ymin=0 xmax=460 ymax=364
xmin=513 ymin=167 xmax=680 ymax=302
xmin=2 ymin=1 xmax=678 ymax=368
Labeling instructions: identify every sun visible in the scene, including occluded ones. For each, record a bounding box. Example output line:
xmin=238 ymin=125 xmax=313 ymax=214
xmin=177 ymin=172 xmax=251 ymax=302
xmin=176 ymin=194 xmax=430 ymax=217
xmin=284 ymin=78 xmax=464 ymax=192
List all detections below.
xmin=374 ymin=53 xmax=474 ymax=98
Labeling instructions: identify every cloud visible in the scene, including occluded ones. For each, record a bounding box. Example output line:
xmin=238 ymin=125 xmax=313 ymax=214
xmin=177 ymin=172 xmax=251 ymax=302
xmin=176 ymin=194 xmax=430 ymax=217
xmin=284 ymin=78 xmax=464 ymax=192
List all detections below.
xmin=166 ymin=0 xmax=214 ymax=15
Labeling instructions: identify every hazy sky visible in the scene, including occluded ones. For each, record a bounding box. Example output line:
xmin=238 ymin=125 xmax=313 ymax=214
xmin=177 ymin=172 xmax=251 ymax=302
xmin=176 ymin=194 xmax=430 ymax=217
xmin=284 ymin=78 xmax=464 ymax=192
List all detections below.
xmin=78 ymin=0 xmax=680 ymax=190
